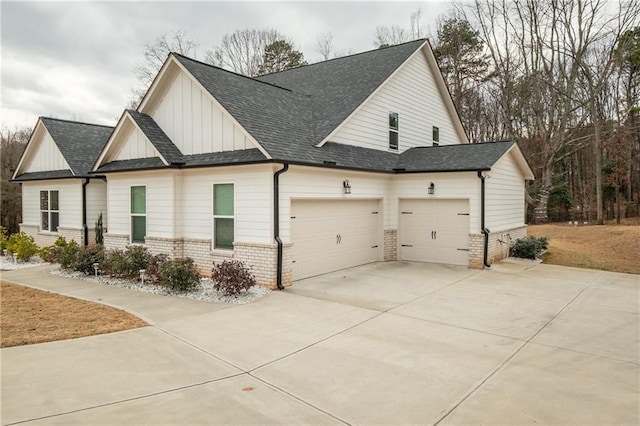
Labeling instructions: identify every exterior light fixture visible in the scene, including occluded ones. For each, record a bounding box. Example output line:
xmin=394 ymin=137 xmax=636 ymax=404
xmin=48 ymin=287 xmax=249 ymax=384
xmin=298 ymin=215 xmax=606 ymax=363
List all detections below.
xmin=93 ymin=262 xmax=100 ymax=277
xmin=139 ymin=269 xmax=146 ymax=285
xmin=343 ymin=180 xmax=352 ymax=194
xmin=428 ymin=182 xmax=435 ymax=195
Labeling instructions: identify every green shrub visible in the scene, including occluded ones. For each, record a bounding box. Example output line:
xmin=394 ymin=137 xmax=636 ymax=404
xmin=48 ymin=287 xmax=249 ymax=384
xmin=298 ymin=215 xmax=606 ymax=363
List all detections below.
xmin=211 ymin=260 xmax=256 ymax=296
xmin=511 ymin=236 xmax=549 ymax=259
xmin=102 ymin=245 xmax=153 ymax=279
xmin=0 ymin=226 xmax=8 ymax=252
xmin=145 ymin=253 xmax=170 ymax=284
xmin=5 ymin=232 xmax=38 ymax=261
xmin=40 ymin=236 xmax=69 ymax=263
xmin=157 ymin=257 xmax=200 ymax=291
xmin=95 ymin=213 xmax=104 ymax=245
xmin=58 ymin=240 xmax=81 ymax=269
xmin=71 ymin=244 xmax=106 ymax=275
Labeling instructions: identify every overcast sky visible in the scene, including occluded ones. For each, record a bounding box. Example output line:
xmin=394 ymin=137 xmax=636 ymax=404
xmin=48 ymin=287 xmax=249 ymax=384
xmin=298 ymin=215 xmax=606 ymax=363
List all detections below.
xmin=1 ymin=1 xmax=452 ymax=131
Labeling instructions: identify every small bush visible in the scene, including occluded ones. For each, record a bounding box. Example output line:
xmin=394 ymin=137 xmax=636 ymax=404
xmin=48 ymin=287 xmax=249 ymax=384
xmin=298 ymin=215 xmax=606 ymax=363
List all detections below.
xmin=211 ymin=260 xmax=256 ymax=296
xmin=58 ymin=240 xmax=81 ymax=269
xmin=95 ymin=213 xmax=104 ymax=245
xmin=72 ymin=244 xmax=106 ymax=275
xmin=157 ymin=257 xmax=200 ymax=291
xmin=102 ymin=246 xmax=152 ymax=279
xmin=0 ymin=226 xmax=8 ymax=252
xmin=40 ymin=236 xmax=69 ymax=263
xmin=511 ymin=236 xmax=549 ymax=259
xmin=5 ymin=232 xmax=39 ymax=261
xmin=145 ymin=253 xmax=170 ymax=284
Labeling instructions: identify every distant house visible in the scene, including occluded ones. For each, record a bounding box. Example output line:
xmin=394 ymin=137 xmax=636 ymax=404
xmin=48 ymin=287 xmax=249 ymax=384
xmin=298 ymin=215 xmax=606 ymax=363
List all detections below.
xmin=16 ymin=39 xmax=534 ymax=288
xmin=12 ymin=118 xmax=112 ymax=246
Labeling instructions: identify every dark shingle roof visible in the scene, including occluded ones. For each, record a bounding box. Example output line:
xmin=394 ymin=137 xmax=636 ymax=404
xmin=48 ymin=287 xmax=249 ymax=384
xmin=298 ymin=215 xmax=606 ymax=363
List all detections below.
xmin=126 ymin=110 xmax=184 ymax=165
xmin=40 ymin=118 xmax=113 ymax=176
xmin=12 ymin=169 xmax=75 ymax=181
xmin=398 ymin=141 xmax=515 ymax=172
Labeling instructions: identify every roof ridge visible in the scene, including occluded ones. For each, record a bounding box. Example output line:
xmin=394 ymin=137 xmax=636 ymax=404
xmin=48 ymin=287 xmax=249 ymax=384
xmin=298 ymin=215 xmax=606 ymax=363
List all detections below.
xmin=257 ymin=38 xmax=428 ymax=78
xmin=40 ymin=116 xmax=114 ymax=129
xmin=170 ymin=52 xmax=300 ymax=94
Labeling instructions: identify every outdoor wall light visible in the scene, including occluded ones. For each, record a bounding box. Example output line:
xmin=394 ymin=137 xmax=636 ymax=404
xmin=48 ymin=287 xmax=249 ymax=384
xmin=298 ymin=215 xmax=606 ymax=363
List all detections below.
xmin=93 ymin=262 xmax=100 ymax=277
xmin=139 ymin=269 xmax=146 ymax=284
xmin=428 ymin=182 xmax=435 ymax=195
xmin=343 ymin=180 xmax=352 ymax=194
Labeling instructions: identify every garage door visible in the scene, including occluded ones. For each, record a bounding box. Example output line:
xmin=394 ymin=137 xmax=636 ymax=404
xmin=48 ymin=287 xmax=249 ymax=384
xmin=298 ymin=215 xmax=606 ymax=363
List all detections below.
xmin=291 ymin=199 xmax=380 ymax=280
xmin=399 ymin=199 xmax=469 ymax=266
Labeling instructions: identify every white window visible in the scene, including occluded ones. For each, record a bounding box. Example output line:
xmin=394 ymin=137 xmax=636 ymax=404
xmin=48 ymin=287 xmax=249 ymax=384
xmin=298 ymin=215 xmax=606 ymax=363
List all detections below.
xmin=433 ymin=126 xmax=440 ymax=146
xmin=40 ymin=190 xmax=59 ymax=232
xmin=130 ymin=186 xmax=146 ymax=244
xmin=389 ymin=112 xmax=399 ymax=150
xmin=213 ymin=183 xmax=234 ymax=250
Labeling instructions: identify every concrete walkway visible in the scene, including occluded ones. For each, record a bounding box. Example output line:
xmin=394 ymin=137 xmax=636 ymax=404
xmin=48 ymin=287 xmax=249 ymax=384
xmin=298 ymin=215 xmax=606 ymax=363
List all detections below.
xmin=1 ymin=261 xmax=638 ymax=425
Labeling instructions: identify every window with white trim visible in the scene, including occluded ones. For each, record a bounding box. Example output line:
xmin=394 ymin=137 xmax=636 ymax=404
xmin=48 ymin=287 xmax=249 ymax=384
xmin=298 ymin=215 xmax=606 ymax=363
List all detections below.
xmin=432 ymin=126 xmax=440 ymax=146
xmin=130 ymin=186 xmax=146 ymax=244
xmin=389 ymin=112 xmax=399 ymax=150
xmin=213 ymin=183 xmax=234 ymax=250
xmin=40 ymin=190 xmax=59 ymax=232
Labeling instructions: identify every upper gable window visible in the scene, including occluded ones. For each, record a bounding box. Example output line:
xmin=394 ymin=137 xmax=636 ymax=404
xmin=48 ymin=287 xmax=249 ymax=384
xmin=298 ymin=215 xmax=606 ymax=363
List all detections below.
xmin=40 ymin=190 xmax=59 ymax=232
xmin=389 ymin=112 xmax=399 ymax=150
xmin=432 ymin=126 xmax=440 ymax=146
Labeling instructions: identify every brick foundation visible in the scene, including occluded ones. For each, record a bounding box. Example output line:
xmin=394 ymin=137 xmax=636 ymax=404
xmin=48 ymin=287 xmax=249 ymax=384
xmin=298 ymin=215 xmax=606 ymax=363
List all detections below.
xmin=469 ymin=233 xmax=485 ymax=269
xmin=384 ymin=229 xmax=397 ymax=261
xmin=20 ymin=224 xmax=83 ymax=247
xmin=104 ymin=233 xmax=130 ymax=251
xmin=487 ymin=226 xmax=528 ymax=264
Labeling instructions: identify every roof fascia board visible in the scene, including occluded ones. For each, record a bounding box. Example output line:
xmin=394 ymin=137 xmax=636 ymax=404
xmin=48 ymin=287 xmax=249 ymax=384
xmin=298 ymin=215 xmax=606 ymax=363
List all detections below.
xmin=421 ymin=42 xmax=469 ymax=144
xmin=149 ymin=55 xmax=272 ymax=160
xmin=495 ymin=144 xmax=535 ymax=180
xmin=12 ymin=118 xmax=44 ymax=180
xmin=125 ymin=111 xmax=170 ymax=166
xmin=137 ymin=53 xmax=175 ymax=112
xmin=316 ymin=40 xmax=430 ymax=148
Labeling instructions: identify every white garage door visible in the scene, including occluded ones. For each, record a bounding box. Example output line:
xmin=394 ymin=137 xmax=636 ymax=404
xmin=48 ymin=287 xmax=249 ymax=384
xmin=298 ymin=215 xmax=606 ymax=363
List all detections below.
xmin=291 ymin=199 xmax=380 ymax=280
xmin=399 ymin=199 xmax=470 ymax=266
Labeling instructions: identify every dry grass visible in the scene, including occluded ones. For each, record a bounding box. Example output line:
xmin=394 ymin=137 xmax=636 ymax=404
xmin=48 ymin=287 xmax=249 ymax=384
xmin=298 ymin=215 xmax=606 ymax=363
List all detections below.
xmin=528 ymin=222 xmax=640 ymax=274
xmin=0 ymin=282 xmax=147 ymax=348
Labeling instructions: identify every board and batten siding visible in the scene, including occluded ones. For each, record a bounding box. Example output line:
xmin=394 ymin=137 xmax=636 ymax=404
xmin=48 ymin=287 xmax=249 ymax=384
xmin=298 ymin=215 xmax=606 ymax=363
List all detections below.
xmin=22 ymin=128 xmax=70 ymax=173
xmin=21 ymin=180 xmax=82 ymax=229
xmin=181 ymin=165 xmax=273 ymax=244
xmin=86 ymin=180 xmax=107 ymax=228
xmin=114 ymin=121 xmax=160 ymax=161
xmin=149 ymin=67 xmax=254 ymax=155
xmin=278 ymin=166 xmax=391 ymax=243
xmin=391 ymin=172 xmax=480 ymax=232
xmin=106 ymin=171 xmax=176 ymax=239
xmin=330 ymin=50 xmax=462 ymax=152
xmin=485 ymin=151 xmax=526 ymax=231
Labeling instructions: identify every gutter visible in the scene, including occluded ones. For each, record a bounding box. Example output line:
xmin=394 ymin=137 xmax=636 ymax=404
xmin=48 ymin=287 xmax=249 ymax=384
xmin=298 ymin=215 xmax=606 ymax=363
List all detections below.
xmin=82 ymin=178 xmax=90 ymax=246
xmin=477 ymin=171 xmax=491 ymax=268
xmin=273 ymin=163 xmax=289 ymax=290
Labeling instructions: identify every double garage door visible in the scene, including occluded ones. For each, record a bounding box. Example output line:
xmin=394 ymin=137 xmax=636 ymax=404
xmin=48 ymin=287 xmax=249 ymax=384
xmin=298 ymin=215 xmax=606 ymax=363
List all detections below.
xmin=399 ymin=199 xmax=470 ymax=266
xmin=291 ymin=199 xmax=380 ymax=280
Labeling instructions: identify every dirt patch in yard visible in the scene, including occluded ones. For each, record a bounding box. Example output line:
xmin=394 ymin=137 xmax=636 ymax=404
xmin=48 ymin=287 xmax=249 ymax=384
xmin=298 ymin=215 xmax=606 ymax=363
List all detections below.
xmin=0 ymin=282 xmax=147 ymax=348
xmin=528 ymin=223 xmax=640 ymax=274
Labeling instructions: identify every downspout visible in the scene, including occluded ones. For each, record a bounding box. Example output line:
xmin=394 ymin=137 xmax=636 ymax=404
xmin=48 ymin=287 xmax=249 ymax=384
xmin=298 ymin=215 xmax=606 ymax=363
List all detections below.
xmin=477 ymin=171 xmax=491 ymax=268
xmin=82 ymin=178 xmax=90 ymax=246
xmin=274 ymin=163 xmax=289 ymax=290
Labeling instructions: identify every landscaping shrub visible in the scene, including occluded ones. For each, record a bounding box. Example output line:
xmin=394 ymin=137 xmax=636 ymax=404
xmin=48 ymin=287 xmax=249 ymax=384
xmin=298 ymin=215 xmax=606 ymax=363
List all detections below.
xmin=58 ymin=240 xmax=81 ymax=269
xmin=145 ymin=253 xmax=170 ymax=284
xmin=71 ymin=244 xmax=106 ymax=275
xmin=5 ymin=232 xmax=38 ymax=261
xmin=0 ymin=226 xmax=8 ymax=252
xmin=211 ymin=260 xmax=256 ymax=296
xmin=157 ymin=257 xmax=200 ymax=291
xmin=40 ymin=236 xmax=69 ymax=263
xmin=95 ymin=213 xmax=104 ymax=245
xmin=102 ymin=245 xmax=153 ymax=279
xmin=511 ymin=236 xmax=549 ymax=259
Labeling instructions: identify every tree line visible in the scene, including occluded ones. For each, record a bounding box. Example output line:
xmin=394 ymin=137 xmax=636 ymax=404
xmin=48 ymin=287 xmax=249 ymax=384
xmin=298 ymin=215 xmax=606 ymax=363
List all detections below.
xmin=2 ymin=1 xmax=639 ymax=235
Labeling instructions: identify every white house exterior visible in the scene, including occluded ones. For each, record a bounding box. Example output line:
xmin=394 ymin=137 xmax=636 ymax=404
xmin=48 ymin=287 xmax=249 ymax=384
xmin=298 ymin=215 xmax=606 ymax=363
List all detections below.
xmin=17 ymin=39 xmax=534 ymax=288
xmin=12 ymin=118 xmax=112 ymax=246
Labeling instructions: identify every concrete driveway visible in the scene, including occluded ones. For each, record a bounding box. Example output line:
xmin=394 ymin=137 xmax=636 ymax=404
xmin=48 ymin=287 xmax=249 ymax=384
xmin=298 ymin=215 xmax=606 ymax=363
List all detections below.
xmin=1 ymin=260 xmax=638 ymax=425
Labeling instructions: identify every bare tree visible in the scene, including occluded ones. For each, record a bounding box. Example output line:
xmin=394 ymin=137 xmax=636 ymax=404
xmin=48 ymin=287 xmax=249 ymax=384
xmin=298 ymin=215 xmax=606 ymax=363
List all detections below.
xmin=316 ymin=32 xmax=334 ymax=61
xmin=205 ymin=28 xmax=289 ymax=76
xmin=131 ymin=30 xmax=199 ymax=107
xmin=1 ymin=127 xmax=31 ymax=234
xmin=374 ymin=8 xmax=428 ymax=48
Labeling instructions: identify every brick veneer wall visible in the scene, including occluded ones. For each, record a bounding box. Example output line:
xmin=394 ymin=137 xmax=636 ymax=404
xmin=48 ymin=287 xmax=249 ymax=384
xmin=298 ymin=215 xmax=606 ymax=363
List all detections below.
xmin=20 ymin=224 xmax=83 ymax=247
xmin=384 ymin=229 xmax=397 ymax=261
xmin=104 ymin=233 xmax=129 ymax=251
xmin=468 ymin=233 xmax=485 ymax=269
xmin=487 ymin=226 xmax=528 ymax=264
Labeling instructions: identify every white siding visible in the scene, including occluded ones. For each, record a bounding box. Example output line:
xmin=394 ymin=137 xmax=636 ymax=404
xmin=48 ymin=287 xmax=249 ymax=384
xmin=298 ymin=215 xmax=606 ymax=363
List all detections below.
xmin=485 ymin=152 xmax=526 ymax=231
xmin=114 ymin=122 xmax=159 ymax=161
xmin=21 ymin=127 xmax=70 ymax=173
xmin=86 ymin=180 xmax=107 ymax=229
xmin=149 ymin=68 xmax=254 ymax=155
xmin=21 ymin=180 xmax=82 ymax=229
xmin=181 ymin=165 xmax=273 ymax=244
xmin=331 ymin=50 xmax=463 ymax=152
xmin=106 ymin=171 xmax=176 ymax=239
xmin=392 ymin=172 xmax=480 ymax=232
xmin=279 ymin=166 xmax=391 ymax=242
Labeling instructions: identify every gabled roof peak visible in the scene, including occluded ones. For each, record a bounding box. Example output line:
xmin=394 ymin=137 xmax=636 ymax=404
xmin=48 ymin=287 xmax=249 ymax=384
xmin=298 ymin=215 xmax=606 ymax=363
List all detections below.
xmin=40 ymin=116 xmax=114 ymax=129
